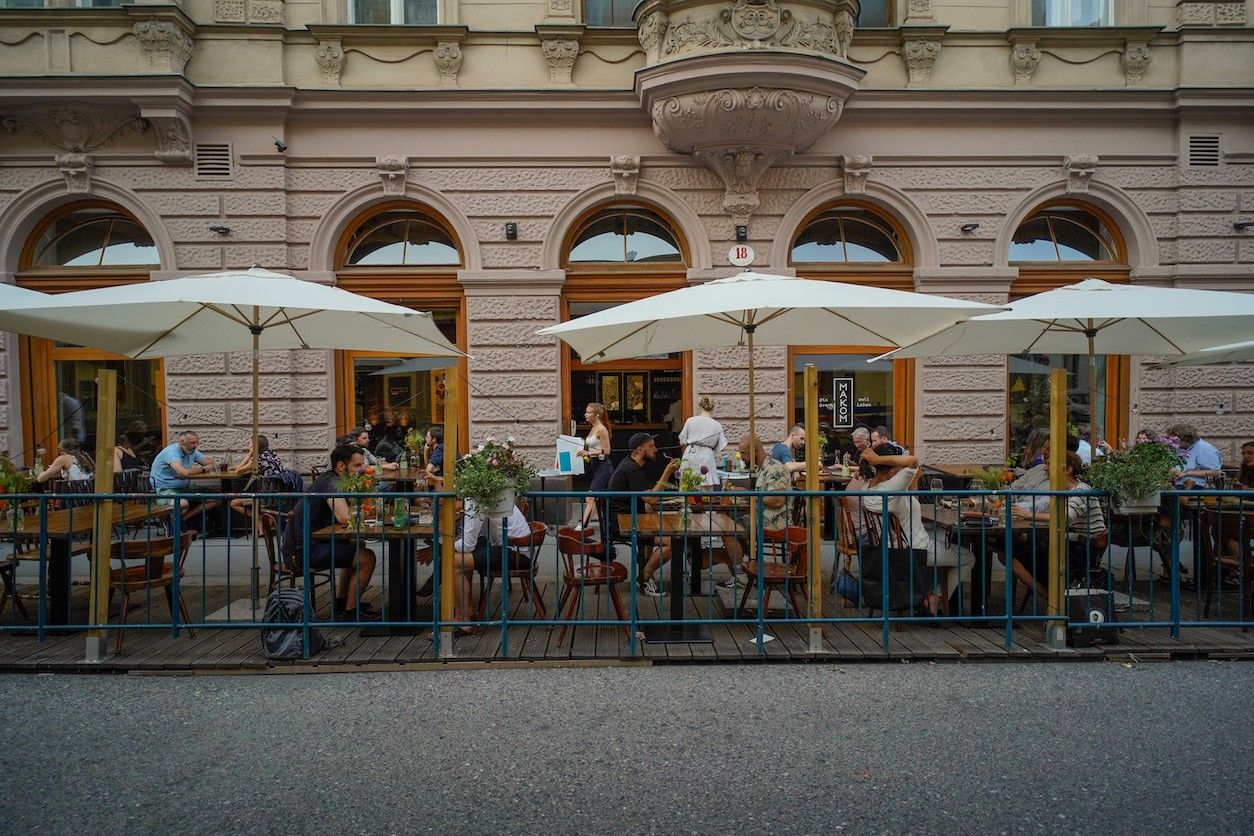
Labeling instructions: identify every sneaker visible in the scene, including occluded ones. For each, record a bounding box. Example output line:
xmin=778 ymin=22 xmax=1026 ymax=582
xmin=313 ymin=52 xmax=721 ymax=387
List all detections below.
xmin=334 ymin=608 xmax=381 ymax=623
xmin=639 ymin=578 xmax=663 ymax=598
xmin=717 ymin=573 xmax=746 ymax=590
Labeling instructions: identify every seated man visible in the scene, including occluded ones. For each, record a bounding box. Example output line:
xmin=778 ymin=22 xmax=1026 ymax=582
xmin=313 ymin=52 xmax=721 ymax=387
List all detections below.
xmin=448 ymin=497 xmax=531 ymax=631
xmin=770 ymin=424 xmax=807 ymax=475
xmin=607 ymin=432 xmax=681 ymax=597
xmin=1008 ymin=451 xmax=1109 ymax=597
xmin=306 ymin=443 xmax=378 ymax=621
xmin=424 ymin=427 xmax=445 ymax=483
xmin=151 ymin=430 xmax=221 ymax=529
xmin=1169 ymin=422 xmax=1223 ymax=488
xmin=720 ymin=434 xmax=789 ymax=589
xmin=870 ymin=425 xmax=908 ymax=456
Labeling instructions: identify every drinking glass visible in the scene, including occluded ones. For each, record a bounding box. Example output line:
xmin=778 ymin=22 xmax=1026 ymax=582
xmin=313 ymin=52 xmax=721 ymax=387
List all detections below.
xmin=929 ymin=477 xmax=944 ymax=493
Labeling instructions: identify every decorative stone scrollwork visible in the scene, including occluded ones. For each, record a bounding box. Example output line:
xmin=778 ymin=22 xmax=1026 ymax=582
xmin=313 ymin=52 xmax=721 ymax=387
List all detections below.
xmin=547 ymin=0 xmax=574 ymax=17
xmin=149 ymin=115 xmax=193 ymax=165
xmin=2 ymin=107 xmax=146 ymax=153
xmin=133 ymin=19 xmax=194 ymax=74
xmin=841 ymin=154 xmax=872 ymax=194
xmin=434 ymin=42 xmax=463 ymax=87
xmin=1122 ymin=42 xmax=1151 ymax=87
xmin=376 ymin=156 xmax=409 ymax=196
xmin=1064 ymin=154 xmax=1098 ymax=194
xmin=902 ymin=37 xmax=941 ymax=87
xmin=650 ymin=0 xmax=858 ymax=62
xmin=315 ymin=40 xmax=345 ymax=86
xmin=610 ymin=155 xmax=641 ymax=195
xmin=55 ymin=153 xmax=92 ymax=194
xmin=695 ymin=145 xmax=793 ymax=227
xmin=540 ymin=38 xmax=579 ymax=86
xmin=249 ymin=0 xmax=283 ymax=24
xmin=1010 ymin=42 xmax=1040 ymax=87
xmin=905 ymin=0 xmax=932 ymax=21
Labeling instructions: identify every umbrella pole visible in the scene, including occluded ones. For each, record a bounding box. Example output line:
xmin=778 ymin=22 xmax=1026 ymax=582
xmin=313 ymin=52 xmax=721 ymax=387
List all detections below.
xmin=1087 ymin=328 xmax=1098 ymax=455
xmin=250 ymin=311 xmax=261 ymax=612
xmin=747 ymin=328 xmax=756 ymax=444
xmin=1046 ymin=368 xmax=1067 ymax=651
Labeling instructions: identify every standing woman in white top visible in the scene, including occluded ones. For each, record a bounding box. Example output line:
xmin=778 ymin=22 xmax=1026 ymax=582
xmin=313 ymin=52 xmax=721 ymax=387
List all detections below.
xmin=36 ymin=438 xmax=94 ymax=485
xmin=578 ymin=402 xmax=614 ymax=529
xmin=860 ymin=444 xmax=972 ymax=616
xmin=679 ymin=395 xmax=726 ymax=488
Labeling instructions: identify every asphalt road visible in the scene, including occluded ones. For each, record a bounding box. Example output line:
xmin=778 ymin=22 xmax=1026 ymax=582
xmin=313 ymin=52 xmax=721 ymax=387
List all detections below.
xmin=0 ymin=661 xmax=1249 ymax=835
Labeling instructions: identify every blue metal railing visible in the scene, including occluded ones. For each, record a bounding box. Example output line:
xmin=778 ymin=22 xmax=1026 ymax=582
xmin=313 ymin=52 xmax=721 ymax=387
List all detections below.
xmin=0 ymin=484 xmax=1248 ymax=657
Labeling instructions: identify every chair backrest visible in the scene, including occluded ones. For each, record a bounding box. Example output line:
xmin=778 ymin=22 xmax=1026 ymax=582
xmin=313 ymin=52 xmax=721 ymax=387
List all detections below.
xmin=510 ymin=520 xmax=547 ymax=549
xmin=110 ymin=531 xmax=197 ymax=584
xmin=557 ymin=526 xmax=605 ymax=576
xmin=836 ymin=498 xmax=859 ymax=557
xmin=763 ymin=525 xmax=807 ymax=571
xmin=860 ymin=505 xmax=909 ymax=550
xmin=51 ymin=478 xmax=94 ymax=509
xmin=113 ymin=469 xmax=150 ymax=494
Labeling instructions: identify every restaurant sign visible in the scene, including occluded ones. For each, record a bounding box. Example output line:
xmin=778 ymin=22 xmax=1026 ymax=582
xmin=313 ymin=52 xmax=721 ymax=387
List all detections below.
xmin=833 ymin=377 xmax=854 ymax=428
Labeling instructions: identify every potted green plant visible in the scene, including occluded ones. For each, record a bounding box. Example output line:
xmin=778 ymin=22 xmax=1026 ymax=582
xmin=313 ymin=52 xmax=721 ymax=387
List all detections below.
xmin=0 ymin=452 xmax=32 ymax=531
xmin=456 ymin=437 xmax=536 ymax=518
xmin=1084 ymin=441 xmax=1181 ymax=513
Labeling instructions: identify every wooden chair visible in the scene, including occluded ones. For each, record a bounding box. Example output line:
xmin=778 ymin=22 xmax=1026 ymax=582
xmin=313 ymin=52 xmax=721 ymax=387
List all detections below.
xmin=827 ymin=497 xmax=861 ymax=591
xmin=1201 ymin=507 xmax=1253 ymax=624
xmin=737 ymin=525 xmax=809 ymax=618
xmin=259 ymin=508 xmax=333 ymax=601
xmin=109 ymin=531 xmax=197 ymax=654
xmin=555 ymin=526 xmax=629 ymax=645
xmin=476 ymin=520 xmax=547 ymax=620
xmin=0 ymin=554 xmax=31 ymax=622
xmin=50 ymin=478 xmax=94 ymax=509
xmin=859 ymin=505 xmax=934 ymax=614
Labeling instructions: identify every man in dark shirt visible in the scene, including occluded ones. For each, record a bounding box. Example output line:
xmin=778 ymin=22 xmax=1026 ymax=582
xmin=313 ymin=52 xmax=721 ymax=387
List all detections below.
xmin=424 ymin=427 xmax=445 ymax=479
xmin=305 ymin=443 xmax=378 ymax=621
xmin=607 ymin=432 xmax=680 ymax=597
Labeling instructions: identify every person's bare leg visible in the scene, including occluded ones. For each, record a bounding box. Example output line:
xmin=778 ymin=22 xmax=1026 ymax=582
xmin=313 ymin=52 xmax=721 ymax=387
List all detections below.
xmin=454 ymin=552 xmax=475 ymax=620
xmin=1011 ymin=559 xmax=1046 ymax=600
xmin=343 ymin=548 xmax=375 ymax=609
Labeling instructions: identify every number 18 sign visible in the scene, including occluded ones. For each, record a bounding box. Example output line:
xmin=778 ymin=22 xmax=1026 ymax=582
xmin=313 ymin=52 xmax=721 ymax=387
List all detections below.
xmin=728 ymin=244 xmax=755 ymax=267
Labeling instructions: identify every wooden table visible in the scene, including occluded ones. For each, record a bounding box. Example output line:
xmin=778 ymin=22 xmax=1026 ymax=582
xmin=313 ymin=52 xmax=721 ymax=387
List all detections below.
xmin=4 ymin=502 xmax=172 ymax=626
xmin=376 ymin=468 xmax=436 ymax=490
xmin=618 ymin=510 xmax=741 ymax=643
xmin=186 ymin=471 xmax=250 ymax=536
xmin=312 ymin=518 xmax=434 ymax=634
xmin=920 ymin=503 xmax=1036 ymax=618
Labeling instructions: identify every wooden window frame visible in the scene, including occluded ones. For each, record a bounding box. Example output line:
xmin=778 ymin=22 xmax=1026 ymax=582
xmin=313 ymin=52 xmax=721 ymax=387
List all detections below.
xmin=788 ymin=199 xmax=914 ymax=290
xmin=562 ymin=203 xmax=689 ymax=273
xmin=786 ymin=345 xmax=915 ymax=452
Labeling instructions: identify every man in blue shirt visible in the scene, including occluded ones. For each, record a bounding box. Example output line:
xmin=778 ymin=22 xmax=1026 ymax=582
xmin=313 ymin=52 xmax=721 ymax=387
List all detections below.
xmin=770 ymin=424 xmax=806 ymax=475
xmin=152 ymin=430 xmax=221 ymax=527
xmin=1169 ymin=423 xmax=1223 ymax=487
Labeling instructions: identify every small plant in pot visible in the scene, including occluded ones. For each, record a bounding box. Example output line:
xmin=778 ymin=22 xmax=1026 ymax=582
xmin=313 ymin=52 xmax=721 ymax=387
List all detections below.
xmin=456 ymin=437 xmax=536 ymax=518
xmin=1085 ymin=441 xmax=1182 ymax=513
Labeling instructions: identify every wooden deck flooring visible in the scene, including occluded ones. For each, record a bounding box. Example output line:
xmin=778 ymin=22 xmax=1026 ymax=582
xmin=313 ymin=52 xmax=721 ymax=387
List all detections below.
xmin=0 ymin=582 xmax=1249 ymax=672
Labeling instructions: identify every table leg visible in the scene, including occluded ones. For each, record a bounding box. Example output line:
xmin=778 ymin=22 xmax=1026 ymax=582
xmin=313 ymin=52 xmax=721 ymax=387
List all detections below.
xmin=361 ymin=534 xmax=430 ymax=637
xmin=642 ymin=535 xmax=710 ymax=644
xmin=47 ymin=538 xmax=71 ymax=627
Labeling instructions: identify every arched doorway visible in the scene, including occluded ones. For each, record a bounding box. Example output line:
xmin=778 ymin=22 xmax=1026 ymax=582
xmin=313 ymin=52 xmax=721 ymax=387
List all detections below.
xmin=559 ymin=202 xmax=692 ymax=459
xmin=1006 ymin=200 xmax=1132 ymax=458
xmin=15 ymin=200 xmax=165 ymax=465
xmin=332 ymin=201 xmax=468 ymax=449
xmin=785 ymin=201 xmax=917 ymax=459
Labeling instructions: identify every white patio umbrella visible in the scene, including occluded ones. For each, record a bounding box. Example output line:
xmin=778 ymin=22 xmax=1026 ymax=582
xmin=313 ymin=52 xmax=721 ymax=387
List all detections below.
xmin=1153 ymin=339 xmax=1254 ymax=368
xmin=537 ymin=270 xmax=1003 ymax=442
xmin=873 ymin=277 xmax=1254 ymax=449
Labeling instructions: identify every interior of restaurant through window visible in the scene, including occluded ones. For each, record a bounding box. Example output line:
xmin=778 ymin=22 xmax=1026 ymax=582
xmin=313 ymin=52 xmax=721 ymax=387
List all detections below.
xmin=792 ymin=352 xmax=895 ymax=464
xmin=48 ymin=352 xmax=163 ymax=468
xmin=1007 ymin=353 xmax=1107 ymax=455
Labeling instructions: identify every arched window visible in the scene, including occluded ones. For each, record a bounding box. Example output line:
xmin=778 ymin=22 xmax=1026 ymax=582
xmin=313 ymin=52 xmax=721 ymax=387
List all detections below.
xmin=790 ymin=206 xmax=904 ymax=264
xmin=341 ymin=209 xmax=461 ymax=266
xmin=27 ymin=205 xmax=158 ymax=268
xmin=566 ymin=206 xmax=683 ymax=264
xmin=1009 ymin=205 xmax=1119 ymax=263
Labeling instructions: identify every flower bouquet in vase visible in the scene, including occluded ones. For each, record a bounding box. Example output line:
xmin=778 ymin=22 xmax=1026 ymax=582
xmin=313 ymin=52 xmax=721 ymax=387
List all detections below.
xmin=338 ymin=467 xmax=378 ymax=533
xmin=456 ymin=437 xmax=536 ymax=518
xmin=677 ymin=465 xmax=705 ymax=527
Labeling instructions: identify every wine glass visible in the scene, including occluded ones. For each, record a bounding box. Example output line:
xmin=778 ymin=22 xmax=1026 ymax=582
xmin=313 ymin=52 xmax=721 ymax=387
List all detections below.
xmin=929 ymin=477 xmax=945 ymax=493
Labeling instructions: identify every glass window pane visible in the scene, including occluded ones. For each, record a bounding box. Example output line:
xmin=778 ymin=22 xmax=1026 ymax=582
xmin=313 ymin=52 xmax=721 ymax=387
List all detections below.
xmin=402 ymin=219 xmax=460 ymax=265
xmin=841 ymin=217 xmax=899 ymax=263
xmin=1009 ymin=216 xmax=1056 ymax=262
xmin=352 ymin=0 xmax=392 ymax=23
xmin=348 ymin=220 xmax=408 ymax=265
xmin=791 ymin=215 xmax=845 ymax=263
xmin=857 ymin=0 xmax=890 ymax=26
xmin=1 ymin=0 xmax=44 ymax=7
xmin=1051 ymin=217 xmax=1108 ymax=261
xmin=33 ymin=209 xmax=157 ymax=268
xmin=793 ymin=353 xmax=895 ymax=463
xmin=351 ymin=307 xmax=457 ymax=435
xmin=100 ymin=219 xmax=159 ymax=265
xmin=55 ymin=359 xmax=163 ymax=465
xmin=624 ymin=214 xmax=681 ymax=262
xmin=585 ymin=0 xmax=637 ymax=25
xmin=568 ymin=216 xmax=624 ymax=262
xmin=403 ymin=0 xmax=437 ymax=24
xmin=1007 ymin=353 xmax=1107 ymax=456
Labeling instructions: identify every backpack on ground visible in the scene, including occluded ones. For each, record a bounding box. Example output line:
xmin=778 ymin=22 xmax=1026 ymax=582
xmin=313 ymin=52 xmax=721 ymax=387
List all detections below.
xmin=261 ymin=588 xmax=326 ymax=660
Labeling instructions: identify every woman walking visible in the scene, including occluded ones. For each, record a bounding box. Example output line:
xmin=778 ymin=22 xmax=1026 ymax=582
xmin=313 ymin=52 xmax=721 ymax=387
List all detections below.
xmin=679 ymin=395 xmax=726 ymax=487
xmin=578 ymin=402 xmax=613 ymax=530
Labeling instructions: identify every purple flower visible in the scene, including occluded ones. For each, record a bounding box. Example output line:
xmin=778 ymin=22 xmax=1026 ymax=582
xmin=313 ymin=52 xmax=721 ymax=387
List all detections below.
xmin=699 ymin=465 xmax=709 ymax=475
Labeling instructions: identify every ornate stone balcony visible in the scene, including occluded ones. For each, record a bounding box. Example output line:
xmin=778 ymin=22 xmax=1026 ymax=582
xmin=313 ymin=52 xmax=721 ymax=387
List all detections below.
xmin=634 ymin=0 xmax=864 ymax=225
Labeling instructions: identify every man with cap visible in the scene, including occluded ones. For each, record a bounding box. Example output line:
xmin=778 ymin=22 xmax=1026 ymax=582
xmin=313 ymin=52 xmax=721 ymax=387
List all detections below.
xmin=607 ymin=432 xmax=681 ymax=597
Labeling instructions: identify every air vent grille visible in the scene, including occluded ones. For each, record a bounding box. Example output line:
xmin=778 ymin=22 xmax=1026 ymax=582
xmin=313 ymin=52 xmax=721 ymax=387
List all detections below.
xmin=1188 ymin=135 xmax=1220 ymax=167
xmin=194 ymin=143 xmax=233 ymax=179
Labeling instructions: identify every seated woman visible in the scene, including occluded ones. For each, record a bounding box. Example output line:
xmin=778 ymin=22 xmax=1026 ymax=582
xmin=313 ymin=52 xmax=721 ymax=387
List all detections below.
xmin=36 ymin=438 xmax=94 ymax=486
xmin=860 ymin=444 xmax=974 ymax=615
xmin=719 ymin=435 xmax=785 ymax=589
xmin=229 ymin=436 xmax=285 ymax=520
xmin=1008 ymin=451 xmax=1109 ymax=596
xmin=114 ymin=433 xmax=141 ymax=473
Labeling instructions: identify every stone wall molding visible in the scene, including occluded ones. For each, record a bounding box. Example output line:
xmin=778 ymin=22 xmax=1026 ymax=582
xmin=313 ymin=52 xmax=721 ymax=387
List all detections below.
xmin=0 ymin=177 xmax=176 ymax=274
xmin=995 ymin=179 xmax=1158 ymax=269
xmin=433 ymin=41 xmax=464 ymax=86
xmin=1008 ymin=39 xmax=1040 ymax=87
xmin=457 ymin=268 xmax=566 ymax=296
xmin=610 ymin=154 xmax=641 ymax=195
xmin=541 ymin=180 xmax=713 ymax=270
xmin=635 ymin=0 xmax=861 ymax=63
xmin=132 ymin=18 xmax=194 ymax=74
xmin=1063 ymin=153 xmax=1098 ymax=193
xmin=1121 ymin=40 xmax=1151 ymax=86
xmin=375 ymin=155 xmax=410 ymax=196
xmin=900 ymin=27 xmax=946 ymax=87
xmin=841 ymin=154 xmax=872 ymax=193
xmin=148 ymin=113 xmax=193 ymax=165
xmin=768 ymin=177 xmax=940 ymax=269
xmin=308 ymin=180 xmax=482 ymax=272
xmin=537 ymin=25 xmax=584 ymax=86
xmin=55 ymin=153 xmax=92 ymax=193
xmin=314 ymin=39 xmax=345 ymax=86
xmin=1 ymin=106 xmax=146 ymax=153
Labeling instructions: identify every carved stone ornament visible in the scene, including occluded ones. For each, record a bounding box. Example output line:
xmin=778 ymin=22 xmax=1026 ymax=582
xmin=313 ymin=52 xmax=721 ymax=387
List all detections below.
xmin=1010 ymin=42 xmax=1040 ymax=87
xmin=56 ymin=153 xmax=92 ymax=194
xmin=249 ymin=0 xmax=283 ymax=24
xmin=315 ymin=40 xmax=344 ymax=86
xmin=609 ymin=155 xmax=641 ymax=195
xmin=841 ymin=154 xmax=872 ymax=194
xmin=547 ymin=0 xmax=574 ymax=17
xmin=133 ymin=19 xmax=194 ymax=74
xmin=1064 ymin=154 xmax=1098 ymax=194
xmin=540 ymin=38 xmax=579 ymax=86
xmin=1 ymin=107 xmax=146 ymax=153
xmin=433 ymin=42 xmax=463 ymax=87
xmin=149 ymin=115 xmax=193 ymax=165
xmin=376 ymin=155 xmax=409 ymax=196
xmin=902 ymin=37 xmax=941 ymax=87
xmin=1122 ymin=42 xmax=1151 ymax=87
xmin=651 ymin=0 xmax=858 ymax=62
xmin=905 ymin=0 xmax=932 ymax=21
xmin=695 ymin=145 xmax=792 ymax=227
